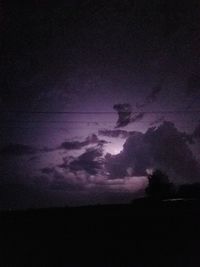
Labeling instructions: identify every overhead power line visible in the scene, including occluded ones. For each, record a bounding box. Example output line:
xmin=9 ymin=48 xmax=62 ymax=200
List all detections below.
xmin=2 ymin=110 xmax=200 ymax=114
xmin=1 ymin=119 xmax=200 ymax=124
xmin=1 ymin=126 xmax=196 ymax=130
xmin=1 ymin=120 xmax=102 ymax=124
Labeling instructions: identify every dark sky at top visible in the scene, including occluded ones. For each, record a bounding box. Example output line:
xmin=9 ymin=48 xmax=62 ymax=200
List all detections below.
xmin=1 ymin=0 xmax=200 ymax=209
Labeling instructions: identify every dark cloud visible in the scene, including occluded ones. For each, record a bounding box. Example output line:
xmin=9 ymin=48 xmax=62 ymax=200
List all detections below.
xmin=57 ymin=156 xmax=74 ymax=169
xmin=0 ymin=143 xmax=38 ymax=156
xmin=59 ymin=134 xmax=108 ymax=150
xmin=136 ymin=84 xmax=163 ymax=109
xmin=98 ymin=129 xmax=142 ymax=139
xmin=59 ymin=140 xmax=87 ymax=150
xmin=113 ymin=103 xmax=145 ymax=128
xmin=106 ymin=121 xmax=200 ymax=183
xmin=144 ymin=122 xmax=200 ymax=182
xmin=69 ymin=147 xmax=104 ymax=175
xmin=99 ymin=129 xmax=130 ymax=138
xmin=113 ymin=103 xmax=132 ymax=128
xmin=105 ymin=153 xmax=129 ymax=179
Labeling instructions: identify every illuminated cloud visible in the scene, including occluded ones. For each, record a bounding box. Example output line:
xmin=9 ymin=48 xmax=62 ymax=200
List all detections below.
xmin=106 ymin=121 xmax=200 ymax=183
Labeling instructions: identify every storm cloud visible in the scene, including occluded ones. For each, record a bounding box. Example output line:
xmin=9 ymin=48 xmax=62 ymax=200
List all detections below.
xmin=68 ymin=147 xmax=104 ymax=175
xmin=106 ymin=121 xmax=200 ymax=183
xmin=113 ymin=103 xmax=132 ymax=128
xmin=113 ymin=103 xmax=145 ymax=128
xmin=59 ymin=134 xmax=108 ymax=150
xmin=99 ymin=129 xmax=131 ymax=138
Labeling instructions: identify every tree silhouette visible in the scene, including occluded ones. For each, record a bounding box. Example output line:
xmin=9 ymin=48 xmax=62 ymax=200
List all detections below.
xmin=145 ymin=169 xmax=174 ymax=199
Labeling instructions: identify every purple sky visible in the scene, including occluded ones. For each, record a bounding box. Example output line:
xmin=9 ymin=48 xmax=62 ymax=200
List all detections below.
xmin=1 ymin=0 xmax=200 ymax=209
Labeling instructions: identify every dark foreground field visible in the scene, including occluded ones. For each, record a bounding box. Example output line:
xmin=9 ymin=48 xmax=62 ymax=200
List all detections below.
xmin=1 ymin=198 xmax=200 ymax=267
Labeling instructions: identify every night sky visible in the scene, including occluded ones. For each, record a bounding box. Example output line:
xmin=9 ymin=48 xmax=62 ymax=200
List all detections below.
xmin=1 ymin=0 xmax=200 ymax=209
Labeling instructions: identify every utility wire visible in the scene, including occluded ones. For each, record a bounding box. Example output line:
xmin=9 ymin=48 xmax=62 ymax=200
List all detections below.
xmin=2 ymin=110 xmax=200 ymax=114
xmin=1 ymin=119 xmax=200 ymax=124
xmin=1 ymin=126 xmax=196 ymax=130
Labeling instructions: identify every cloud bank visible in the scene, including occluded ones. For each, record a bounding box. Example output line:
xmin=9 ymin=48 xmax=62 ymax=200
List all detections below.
xmin=106 ymin=121 xmax=200 ymax=183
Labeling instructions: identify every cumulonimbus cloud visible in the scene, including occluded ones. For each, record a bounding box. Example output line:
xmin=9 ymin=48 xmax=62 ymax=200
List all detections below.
xmin=106 ymin=121 xmax=200 ymax=183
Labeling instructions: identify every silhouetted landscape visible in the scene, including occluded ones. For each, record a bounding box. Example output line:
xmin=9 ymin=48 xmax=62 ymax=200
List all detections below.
xmin=2 ymin=196 xmax=200 ymax=266
xmin=2 ymin=170 xmax=200 ymax=266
